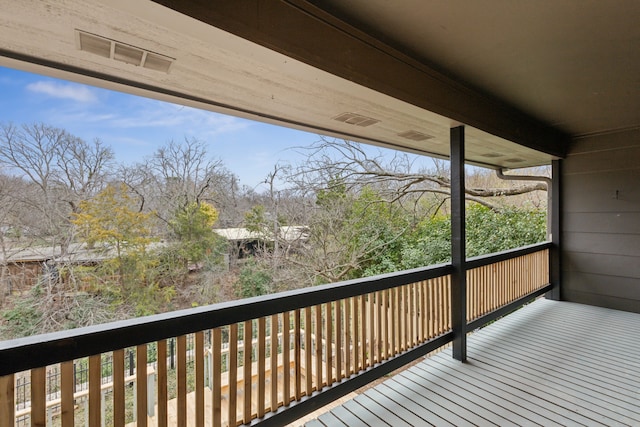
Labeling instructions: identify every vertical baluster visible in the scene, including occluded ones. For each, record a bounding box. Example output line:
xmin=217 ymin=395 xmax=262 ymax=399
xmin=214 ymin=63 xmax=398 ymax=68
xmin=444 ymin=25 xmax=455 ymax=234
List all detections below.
xmin=315 ymin=305 xmax=323 ymax=390
xmin=88 ymin=355 xmax=101 ymax=427
xmin=398 ymin=286 xmax=407 ymax=352
xmin=195 ymin=332 xmax=205 ymax=426
xmin=448 ymin=275 xmax=453 ymax=330
xmin=228 ymin=325 xmax=238 ymax=427
xmin=382 ymin=289 xmax=390 ymax=358
xmin=360 ymin=295 xmax=367 ymax=368
xmin=112 ymin=350 xmax=125 ymax=427
xmin=294 ymin=309 xmax=302 ymax=401
xmin=0 ymin=374 xmax=14 ymax=427
xmin=427 ymin=280 xmax=433 ymax=339
xmin=344 ymin=298 xmax=351 ymax=376
xmin=406 ymin=285 xmax=412 ymax=348
xmin=368 ymin=294 xmax=375 ymax=365
xmin=382 ymin=289 xmax=393 ymax=360
xmin=403 ymin=285 xmax=409 ymax=350
xmin=243 ymin=321 xmax=253 ymax=424
xmin=410 ymin=284 xmax=416 ymax=347
xmin=31 ymin=367 xmax=46 ymax=427
xmin=335 ymin=300 xmax=343 ymax=381
xmin=352 ymin=296 xmax=359 ymax=372
xmin=157 ymin=340 xmax=167 ymax=427
xmin=137 ymin=345 xmax=148 ymax=427
xmin=392 ymin=287 xmax=399 ymax=356
xmin=423 ymin=280 xmax=429 ymax=341
xmin=176 ymin=336 xmax=187 ymax=427
xmin=469 ymin=269 xmax=475 ymax=320
xmin=438 ymin=277 xmax=444 ymax=334
xmin=258 ymin=317 xmax=266 ymax=418
xmin=212 ymin=328 xmax=222 ymax=427
xmin=484 ymin=265 xmax=489 ymax=317
xmin=376 ymin=291 xmax=382 ymax=362
xmin=325 ymin=302 xmax=333 ymax=384
xmin=304 ymin=307 xmax=312 ymax=395
xmin=270 ymin=314 xmax=278 ymax=412
xmin=59 ymin=361 xmax=74 ymax=427
xmin=283 ymin=311 xmax=291 ymax=406
xmin=415 ymin=283 xmax=420 ymax=343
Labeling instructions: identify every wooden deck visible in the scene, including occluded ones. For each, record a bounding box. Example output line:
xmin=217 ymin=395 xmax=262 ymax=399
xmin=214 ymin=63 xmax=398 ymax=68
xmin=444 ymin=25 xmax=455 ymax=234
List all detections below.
xmin=304 ymin=298 xmax=640 ymax=426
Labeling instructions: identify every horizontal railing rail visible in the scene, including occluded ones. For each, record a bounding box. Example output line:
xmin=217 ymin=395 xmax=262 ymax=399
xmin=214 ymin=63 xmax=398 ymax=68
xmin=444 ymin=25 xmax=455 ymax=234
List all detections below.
xmin=465 ymin=241 xmax=552 ymax=269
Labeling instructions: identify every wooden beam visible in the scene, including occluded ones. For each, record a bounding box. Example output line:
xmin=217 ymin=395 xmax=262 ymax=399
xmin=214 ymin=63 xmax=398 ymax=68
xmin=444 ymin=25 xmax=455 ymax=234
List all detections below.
xmin=151 ymin=0 xmax=568 ymax=157
xmin=450 ymin=126 xmax=467 ymax=362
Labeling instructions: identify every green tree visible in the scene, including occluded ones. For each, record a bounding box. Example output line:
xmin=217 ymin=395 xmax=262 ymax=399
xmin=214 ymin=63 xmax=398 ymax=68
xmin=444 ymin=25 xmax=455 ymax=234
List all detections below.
xmin=71 ymin=183 xmax=155 ymax=287
xmin=465 ymin=204 xmax=546 ymax=256
xmin=169 ymin=201 xmax=223 ymax=269
xmin=236 ymin=260 xmax=272 ymax=298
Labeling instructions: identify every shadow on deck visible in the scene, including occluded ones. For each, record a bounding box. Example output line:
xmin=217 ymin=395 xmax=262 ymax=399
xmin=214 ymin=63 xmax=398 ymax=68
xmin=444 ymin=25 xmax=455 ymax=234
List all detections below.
xmin=304 ymin=299 xmax=640 ymax=426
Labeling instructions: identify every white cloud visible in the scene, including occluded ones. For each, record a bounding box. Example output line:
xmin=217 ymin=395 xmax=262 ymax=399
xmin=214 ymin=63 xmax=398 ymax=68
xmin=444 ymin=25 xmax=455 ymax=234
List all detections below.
xmin=26 ymin=81 xmax=97 ymax=103
xmin=107 ymin=100 xmax=252 ymax=136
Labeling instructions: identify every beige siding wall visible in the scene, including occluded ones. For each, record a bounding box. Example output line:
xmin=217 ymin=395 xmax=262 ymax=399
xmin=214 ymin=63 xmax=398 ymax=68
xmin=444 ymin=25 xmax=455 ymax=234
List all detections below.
xmin=562 ymin=128 xmax=640 ymax=312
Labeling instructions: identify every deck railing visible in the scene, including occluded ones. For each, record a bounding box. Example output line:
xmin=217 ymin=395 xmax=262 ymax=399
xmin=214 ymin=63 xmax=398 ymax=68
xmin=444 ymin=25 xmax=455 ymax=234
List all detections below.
xmin=0 ymin=242 xmax=551 ymax=426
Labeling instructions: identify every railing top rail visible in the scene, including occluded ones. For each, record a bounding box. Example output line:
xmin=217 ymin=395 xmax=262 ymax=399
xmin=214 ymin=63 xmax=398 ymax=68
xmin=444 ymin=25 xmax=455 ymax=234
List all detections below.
xmin=0 ymin=262 xmax=452 ymax=376
xmin=465 ymin=241 xmax=551 ymax=270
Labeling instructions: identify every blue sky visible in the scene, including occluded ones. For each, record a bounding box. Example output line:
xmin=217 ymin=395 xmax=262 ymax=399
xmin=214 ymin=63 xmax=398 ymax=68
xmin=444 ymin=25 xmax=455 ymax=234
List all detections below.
xmin=0 ymin=66 xmax=326 ymax=190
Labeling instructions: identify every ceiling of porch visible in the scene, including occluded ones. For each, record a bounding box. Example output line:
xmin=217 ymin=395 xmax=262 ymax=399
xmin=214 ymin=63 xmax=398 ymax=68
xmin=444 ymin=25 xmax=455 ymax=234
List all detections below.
xmin=0 ymin=1 xmax=638 ymax=168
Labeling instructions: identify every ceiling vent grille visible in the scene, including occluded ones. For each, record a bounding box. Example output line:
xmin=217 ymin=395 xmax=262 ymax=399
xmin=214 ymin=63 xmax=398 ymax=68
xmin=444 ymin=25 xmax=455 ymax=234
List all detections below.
xmin=480 ymin=152 xmax=503 ymax=158
xmin=332 ymin=112 xmax=380 ymax=127
xmin=77 ymin=30 xmax=174 ymax=73
xmin=397 ymin=130 xmax=434 ymax=141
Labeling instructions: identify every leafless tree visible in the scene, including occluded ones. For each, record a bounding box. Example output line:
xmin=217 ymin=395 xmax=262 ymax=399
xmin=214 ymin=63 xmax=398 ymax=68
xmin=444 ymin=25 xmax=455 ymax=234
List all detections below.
xmin=123 ymin=138 xmax=243 ymax=229
xmin=283 ymin=137 xmax=546 ymax=213
xmin=0 ymin=123 xmax=115 ymax=254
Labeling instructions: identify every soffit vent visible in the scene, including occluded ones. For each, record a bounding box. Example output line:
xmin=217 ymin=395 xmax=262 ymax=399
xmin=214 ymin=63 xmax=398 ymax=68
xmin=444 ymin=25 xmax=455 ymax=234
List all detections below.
xmin=480 ymin=152 xmax=503 ymax=158
xmin=504 ymin=158 xmax=525 ymax=163
xmin=397 ymin=130 xmax=434 ymax=141
xmin=76 ymin=30 xmax=174 ymax=73
xmin=332 ymin=112 xmax=380 ymax=127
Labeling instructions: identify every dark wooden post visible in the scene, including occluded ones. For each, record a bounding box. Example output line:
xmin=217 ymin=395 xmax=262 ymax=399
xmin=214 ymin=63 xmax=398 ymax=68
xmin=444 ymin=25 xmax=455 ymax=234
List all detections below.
xmin=547 ymin=159 xmax=562 ymax=300
xmin=450 ymin=126 xmax=467 ymax=362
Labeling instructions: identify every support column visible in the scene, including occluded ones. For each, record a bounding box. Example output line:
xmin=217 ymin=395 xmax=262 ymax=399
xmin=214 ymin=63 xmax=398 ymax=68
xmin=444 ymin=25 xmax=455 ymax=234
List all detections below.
xmin=547 ymin=159 xmax=562 ymax=300
xmin=450 ymin=126 xmax=467 ymax=362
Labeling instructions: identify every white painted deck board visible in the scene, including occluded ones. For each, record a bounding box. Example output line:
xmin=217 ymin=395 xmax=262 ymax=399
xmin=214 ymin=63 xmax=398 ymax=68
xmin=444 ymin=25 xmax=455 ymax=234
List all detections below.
xmin=304 ymin=299 xmax=640 ymax=427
